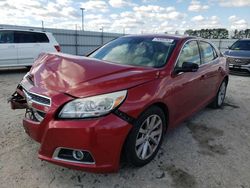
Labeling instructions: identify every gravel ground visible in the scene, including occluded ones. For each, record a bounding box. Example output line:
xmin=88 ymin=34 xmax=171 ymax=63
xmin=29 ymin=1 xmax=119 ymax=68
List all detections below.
xmin=0 ymin=68 xmax=250 ymax=188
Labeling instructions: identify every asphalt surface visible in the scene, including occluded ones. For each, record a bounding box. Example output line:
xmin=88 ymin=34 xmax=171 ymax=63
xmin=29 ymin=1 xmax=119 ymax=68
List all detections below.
xmin=0 ymin=68 xmax=249 ymax=188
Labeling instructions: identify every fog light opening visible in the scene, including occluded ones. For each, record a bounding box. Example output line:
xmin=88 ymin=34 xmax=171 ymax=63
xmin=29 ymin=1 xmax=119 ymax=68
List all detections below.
xmin=72 ymin=150 xmax=84 ymax=161
xmin=54 ymin=147 xmax=95 ymax=164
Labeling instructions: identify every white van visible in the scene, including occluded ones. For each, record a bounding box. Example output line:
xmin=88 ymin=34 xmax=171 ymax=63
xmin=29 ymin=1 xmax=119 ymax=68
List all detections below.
xmin=0 ymin=29 xmax=60 ymax=67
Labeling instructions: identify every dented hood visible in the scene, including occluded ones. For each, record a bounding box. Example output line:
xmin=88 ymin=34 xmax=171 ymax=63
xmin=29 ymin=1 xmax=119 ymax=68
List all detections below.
xmin=28 ymin=53 xmax=159 ymax=97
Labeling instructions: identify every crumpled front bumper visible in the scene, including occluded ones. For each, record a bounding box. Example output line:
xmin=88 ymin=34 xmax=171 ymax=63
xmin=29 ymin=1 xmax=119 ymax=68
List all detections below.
xmin=9 ymin=81 xmax=132 ymax=173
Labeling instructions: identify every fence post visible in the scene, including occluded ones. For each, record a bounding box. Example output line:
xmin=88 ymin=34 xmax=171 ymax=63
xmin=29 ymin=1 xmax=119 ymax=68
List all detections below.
xmin=218 ymin=39 xmax=222 ymax=51
xmin=75 ymin=25 xmax=78 ymax=55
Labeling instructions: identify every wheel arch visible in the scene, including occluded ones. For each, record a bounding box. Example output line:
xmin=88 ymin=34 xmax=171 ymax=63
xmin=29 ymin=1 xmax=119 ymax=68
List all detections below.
xmin=119 ymin=101 xmax=169 ymax=164
xmin=224 ymin=75 xmax=229 ymax=85
xmin=150 ymin=102 xmax=169 ymax=131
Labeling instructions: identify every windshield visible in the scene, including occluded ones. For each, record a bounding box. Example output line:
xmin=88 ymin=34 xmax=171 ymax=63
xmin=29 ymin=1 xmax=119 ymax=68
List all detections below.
xmin=230 ymin=40 xmax=250 ymax=51
xmin=88 ymin=37 xmax=176 ymax=68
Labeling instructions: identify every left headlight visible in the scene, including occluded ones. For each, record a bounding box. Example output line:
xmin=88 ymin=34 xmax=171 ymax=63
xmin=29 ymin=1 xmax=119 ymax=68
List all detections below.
xmin=58 ymin=90 xmax=127 ymax=119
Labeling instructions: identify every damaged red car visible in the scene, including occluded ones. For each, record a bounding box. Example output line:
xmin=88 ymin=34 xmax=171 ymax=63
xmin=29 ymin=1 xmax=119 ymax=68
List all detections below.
xmin=9 ymin=35 xmax=229 ymax=173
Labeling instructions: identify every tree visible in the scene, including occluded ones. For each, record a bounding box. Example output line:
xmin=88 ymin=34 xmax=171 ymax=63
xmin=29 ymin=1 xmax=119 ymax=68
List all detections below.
xmin=184 ymin=28 xmax=229 ymax=39
xmin=245 ymin=29 xmax=250 ymax=38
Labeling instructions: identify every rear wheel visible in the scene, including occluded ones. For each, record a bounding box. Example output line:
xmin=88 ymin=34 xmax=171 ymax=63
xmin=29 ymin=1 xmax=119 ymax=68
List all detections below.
xmin=210 ymin=79 xmax=227 ymax=108
xmin=125 ymin=106 xmax=166 ymax=167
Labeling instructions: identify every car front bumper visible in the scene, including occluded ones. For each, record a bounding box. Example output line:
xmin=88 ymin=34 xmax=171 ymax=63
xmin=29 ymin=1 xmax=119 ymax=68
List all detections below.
xmin=9 ymin=82 xmax=132 ymax=173
xmin=23 ymin=114 xmax=131 ymax=173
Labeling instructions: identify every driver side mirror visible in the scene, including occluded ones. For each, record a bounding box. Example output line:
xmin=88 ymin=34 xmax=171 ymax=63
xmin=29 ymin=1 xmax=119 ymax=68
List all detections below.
xmin=228 ymin=46 xmax=231 ymax=49
xmin=174 ymin=62 xmax=199 ymax=74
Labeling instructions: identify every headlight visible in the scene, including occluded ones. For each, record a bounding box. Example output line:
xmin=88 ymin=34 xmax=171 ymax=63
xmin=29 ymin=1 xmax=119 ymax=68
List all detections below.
xmin=58 ymin=90 xmax=127 ymax=118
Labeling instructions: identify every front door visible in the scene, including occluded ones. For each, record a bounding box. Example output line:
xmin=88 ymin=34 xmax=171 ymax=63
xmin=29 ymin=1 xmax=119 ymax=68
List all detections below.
xmin=168 ymin=40 xmax=205 ymax=126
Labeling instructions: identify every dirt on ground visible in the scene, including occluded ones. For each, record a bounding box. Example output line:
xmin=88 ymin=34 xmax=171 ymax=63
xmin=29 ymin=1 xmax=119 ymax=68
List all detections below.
xmin=0 ymin=68 xmax=250 ymax=188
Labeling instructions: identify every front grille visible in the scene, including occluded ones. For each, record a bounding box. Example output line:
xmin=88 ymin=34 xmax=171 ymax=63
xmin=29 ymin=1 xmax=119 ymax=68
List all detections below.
xmin=227 ymin=57 xmax=250 ymax=65
xmin=23 ymin=89 xmax=51 ymax=106
xmin=229 ymin=68 xmax=250 ymax=74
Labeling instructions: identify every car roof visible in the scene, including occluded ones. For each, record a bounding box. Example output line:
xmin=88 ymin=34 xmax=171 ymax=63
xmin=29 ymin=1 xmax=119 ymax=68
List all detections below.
xmin=122 ymin=34 xmax=196 ymax=41
xmin=0 ymin=28 xmax=50 ymax=34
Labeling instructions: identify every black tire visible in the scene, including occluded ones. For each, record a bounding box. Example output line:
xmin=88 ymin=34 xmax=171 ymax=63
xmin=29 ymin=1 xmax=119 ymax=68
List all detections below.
xmin=210 ymin=79 xmax=227 ymax=108
xmin=125 ymin=106 xmax=166 ymax=167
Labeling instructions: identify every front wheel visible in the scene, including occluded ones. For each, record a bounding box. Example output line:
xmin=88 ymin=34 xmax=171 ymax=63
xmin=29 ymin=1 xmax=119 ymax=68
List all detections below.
xmin=210 ymin=79 xmax=227 ymax=108
xmin=125 ymin=106 xmax=166 ymax=167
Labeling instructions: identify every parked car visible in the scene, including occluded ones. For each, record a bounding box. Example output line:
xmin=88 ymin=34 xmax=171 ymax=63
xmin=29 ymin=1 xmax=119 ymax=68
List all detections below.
xmin=224 ymin=39 xmax=250 ymax=75
xmin=0 ymin=29 xmax=60 ymax=67
xmin=9 ymin=35 xmax=229 ymax=173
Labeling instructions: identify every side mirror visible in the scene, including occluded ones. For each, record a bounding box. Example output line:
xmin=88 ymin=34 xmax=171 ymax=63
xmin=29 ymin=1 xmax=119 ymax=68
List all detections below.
xmin=174 ymin=62 xmax=199 ymax=74
xmin=228 ymin=46 xmax=231 ymax=49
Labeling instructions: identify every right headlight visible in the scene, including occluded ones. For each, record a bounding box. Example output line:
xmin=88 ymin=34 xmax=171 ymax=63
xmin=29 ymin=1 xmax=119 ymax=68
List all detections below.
xmin=58 ymin=90 xmax=127 ymax=119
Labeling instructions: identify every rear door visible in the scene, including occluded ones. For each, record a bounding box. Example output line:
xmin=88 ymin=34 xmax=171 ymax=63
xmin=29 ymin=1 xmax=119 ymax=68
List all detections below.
xmin=14 ymin=31 xmax=42 ymax=66
xmin=198 ymin=41 xmax=221 ymax=101
xmin=0 ymin=30 xmax=18 ymax=66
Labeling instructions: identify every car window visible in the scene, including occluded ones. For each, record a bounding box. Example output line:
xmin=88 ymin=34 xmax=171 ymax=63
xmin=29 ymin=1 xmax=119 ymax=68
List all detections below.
xmin=230 ymin=40 xmax=250 ymax=51
xmin=0 ymin=31 xmax=14 ymax=43
xmin=89 ymin=37 xmax=176 ymax=68
xmin=176 ymin=40 xmax=200 ymax=68
xmin=199 ymin=41 xmax=217 ymax=63
xmin=14 ymin=31 xmax=49 ymax=43
xmin=34 ymin=33 xmax=49 ymax=43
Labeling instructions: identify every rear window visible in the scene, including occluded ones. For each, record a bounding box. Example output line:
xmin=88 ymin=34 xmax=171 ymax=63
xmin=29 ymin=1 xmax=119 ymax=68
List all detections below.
xmin=14 ymin=31 xmax=49 ymax=43
xmin=0 ymin=31 xmax=14 ymax=43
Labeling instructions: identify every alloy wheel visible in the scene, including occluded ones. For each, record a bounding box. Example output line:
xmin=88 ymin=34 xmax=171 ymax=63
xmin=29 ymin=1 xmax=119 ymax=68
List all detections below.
xmin=135 ymin=114 xmax=163 ymax=160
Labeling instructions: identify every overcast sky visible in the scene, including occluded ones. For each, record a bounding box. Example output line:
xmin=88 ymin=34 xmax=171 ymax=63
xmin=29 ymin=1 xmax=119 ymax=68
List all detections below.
xmin=0 ymin=0 xmax=249 ymax=34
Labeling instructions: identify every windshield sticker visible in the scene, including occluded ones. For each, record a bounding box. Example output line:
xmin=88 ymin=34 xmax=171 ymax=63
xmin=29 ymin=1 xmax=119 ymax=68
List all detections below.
xmin=152 ymin=38 xmax=174 ymax=43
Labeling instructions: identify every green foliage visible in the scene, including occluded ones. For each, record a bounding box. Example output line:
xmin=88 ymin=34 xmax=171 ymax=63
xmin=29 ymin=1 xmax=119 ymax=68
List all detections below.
xmin=184 ymin=28 xmax=229 ymax=39
xmin=232 ymin=29 xmax=250 ymax=39
xmin=184 ymin=28 xmax=250 ymax=39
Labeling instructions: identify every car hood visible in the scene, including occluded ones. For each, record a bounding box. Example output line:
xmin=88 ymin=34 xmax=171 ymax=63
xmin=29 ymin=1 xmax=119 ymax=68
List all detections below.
xmin=224 ymin=50 xmax=250 ymax=58
xmin=28 ymin=53 xmax=159 ymax=98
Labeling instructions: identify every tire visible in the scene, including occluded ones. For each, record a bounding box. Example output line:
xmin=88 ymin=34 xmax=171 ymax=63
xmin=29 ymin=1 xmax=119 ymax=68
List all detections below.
xmin=210 ymin=79 xmax=227 ymax=108
xmin=125 ymin=106 xmax=166 ymax=167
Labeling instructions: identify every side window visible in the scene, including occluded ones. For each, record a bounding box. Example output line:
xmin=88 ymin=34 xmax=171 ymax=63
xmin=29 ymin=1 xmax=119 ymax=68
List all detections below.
xmin=199 ymin=41 xmax=217 ymax=64
xmin=0 ymin=31 xmax=14 ymax=43
xmin=176 ymin=40 xmax=201 ymax=68
xmin=34 ymin=33 xmax=49 ymax=43
xmin=14 ymin=31 xmax=35 ymax=43
xmin=14 ymin=32 xmax=49 ymax=43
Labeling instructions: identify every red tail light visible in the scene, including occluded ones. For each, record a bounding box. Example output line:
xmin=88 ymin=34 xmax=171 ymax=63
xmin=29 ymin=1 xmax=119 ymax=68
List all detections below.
xmin=54 ymin=45 xmax=61 ymax=52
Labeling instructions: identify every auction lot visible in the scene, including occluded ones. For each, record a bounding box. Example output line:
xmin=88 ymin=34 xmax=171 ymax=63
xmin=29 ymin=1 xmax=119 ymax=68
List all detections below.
xmin=0 ymin=69 xmax=249 ymax=188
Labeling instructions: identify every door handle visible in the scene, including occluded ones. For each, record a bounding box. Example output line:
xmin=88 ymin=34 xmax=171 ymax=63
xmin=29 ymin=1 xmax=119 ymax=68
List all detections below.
xmin=200 ymin=74 xmax=208 ymax=80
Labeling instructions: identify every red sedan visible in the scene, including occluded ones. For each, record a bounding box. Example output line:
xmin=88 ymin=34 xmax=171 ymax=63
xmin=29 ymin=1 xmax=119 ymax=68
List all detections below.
xmin=9 ymin=35 xmax=229 ymax=173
